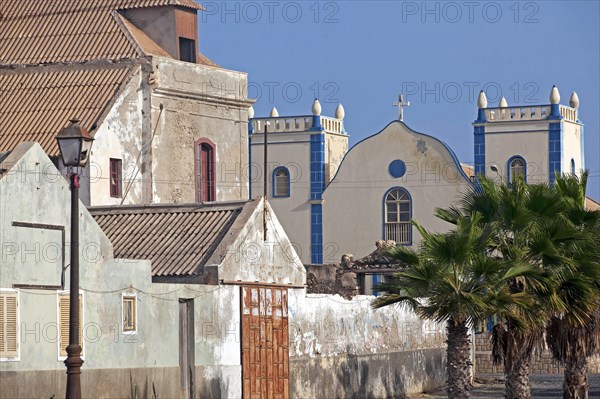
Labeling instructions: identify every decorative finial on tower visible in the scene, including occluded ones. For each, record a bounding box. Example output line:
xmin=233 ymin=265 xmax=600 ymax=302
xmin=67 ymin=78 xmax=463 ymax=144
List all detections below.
xmin=248 ymin=105 xmax=255 ymax=119
xmin=270 ymin=107 xmax=279 ymax=118
xmin=335 ymin=103 xmax=345 ymax=120
xmin=550 ymin=85 xmax=560 ymax=105
xmin=499 ymin=97 xmax=508 ymax=108
xmin=549 ymin=86 xmax=562 ymax=120
xmin=475 ymin=91 xmax=488 ymax=122
xmin=477 ymin=91 xmax=488 ymax=109
xmin=312 ymin=99 xmax=322 ymax=116
xmin=392 ymin=94 xmax=410 ymax=121
xmin=569 ymin=91 xmax=579 ymax=109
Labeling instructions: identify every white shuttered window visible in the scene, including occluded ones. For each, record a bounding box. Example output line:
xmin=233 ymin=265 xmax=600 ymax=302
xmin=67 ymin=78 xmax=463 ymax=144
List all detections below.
xmin=58 ymin=293 xmax=83 ymax=358
xmin=0 ymin=291 xmax=19 ymax=360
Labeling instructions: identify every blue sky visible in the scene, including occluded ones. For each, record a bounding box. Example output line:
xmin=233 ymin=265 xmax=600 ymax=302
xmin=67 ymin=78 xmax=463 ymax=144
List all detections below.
xmin=200 ymin=1 xmax=600 ymax=199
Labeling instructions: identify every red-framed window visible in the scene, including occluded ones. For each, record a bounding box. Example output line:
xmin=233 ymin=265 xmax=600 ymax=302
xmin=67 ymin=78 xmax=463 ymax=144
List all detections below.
xmin=109 ymin=158 xmax=122 ymax=198
xmin=194 ymin=139 xmax=216 ymax=202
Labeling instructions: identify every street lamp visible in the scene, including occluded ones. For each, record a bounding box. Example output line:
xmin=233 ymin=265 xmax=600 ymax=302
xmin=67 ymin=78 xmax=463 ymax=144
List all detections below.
xmin=490 ymin=164 xmax=505 ymax=183
xmin=56 ymin=118 xmax=94 ymax=399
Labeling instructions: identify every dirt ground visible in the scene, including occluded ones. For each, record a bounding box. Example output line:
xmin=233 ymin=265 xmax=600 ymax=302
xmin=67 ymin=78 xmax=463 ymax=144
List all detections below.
xmin=410 ymin=374 xmax=600 ymax=398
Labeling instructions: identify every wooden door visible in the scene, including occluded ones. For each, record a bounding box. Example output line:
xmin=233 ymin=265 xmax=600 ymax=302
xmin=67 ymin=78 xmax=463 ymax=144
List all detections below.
xmin=179 ymin=299 xmax=195 ymax=399
xmin=241 ymin=286 xmax=289 ymax=399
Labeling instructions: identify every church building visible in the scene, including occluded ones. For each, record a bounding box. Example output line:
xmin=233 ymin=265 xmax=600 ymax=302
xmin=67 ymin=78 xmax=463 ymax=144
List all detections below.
xmin=249 ymin=86 xmax=588 ymax=268
xmin=474 ymin=86 xmax=584 ymax=185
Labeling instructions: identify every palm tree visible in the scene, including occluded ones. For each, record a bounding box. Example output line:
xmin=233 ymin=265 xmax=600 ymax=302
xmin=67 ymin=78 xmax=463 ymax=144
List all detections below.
xmin=372 ymin=213 xmax=532 ymax=399
xmin=545 ymin=172 xmax=600 ymax=399
xmin=438 ymin=177 xmax=582 ymax=399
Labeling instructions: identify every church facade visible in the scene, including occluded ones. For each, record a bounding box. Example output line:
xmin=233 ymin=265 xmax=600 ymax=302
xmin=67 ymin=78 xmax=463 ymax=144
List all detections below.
xmin=249 ymin=86 xmax=586 ymax=267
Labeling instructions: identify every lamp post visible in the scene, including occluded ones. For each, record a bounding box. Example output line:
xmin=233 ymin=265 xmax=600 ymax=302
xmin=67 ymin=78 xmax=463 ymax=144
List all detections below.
xmin=490 ymin=164 xmax=505 ymax=184
xmin=56 ymin=118 xmax=94 ymax=399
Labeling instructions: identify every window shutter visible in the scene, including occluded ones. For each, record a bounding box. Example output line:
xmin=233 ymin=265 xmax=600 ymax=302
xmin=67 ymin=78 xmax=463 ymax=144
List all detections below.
xmin=0 ymin=295 xmax=5 ymax=355
xmin=59 ymin=294 xmax=83 ymax=357
xmin=0 ymin=292 xmax=19 ymax=358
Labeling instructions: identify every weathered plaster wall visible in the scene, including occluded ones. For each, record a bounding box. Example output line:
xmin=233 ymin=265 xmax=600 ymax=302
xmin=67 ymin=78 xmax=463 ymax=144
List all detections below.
xmin=0 ymin=144 xmax=242 ymax=398
xmin=212 ymin=198 xmax=306 ymax=287
xmin=290 ymin=349 xmax=445 ymax=399
xmin=323 ymin=121 xmax=471 ymax=261
xmin=89 ymin=66 xmax=146 ymax=206
xmin=288 ymin=291 xmax=446 ymax=397
xmin=150 ymin=57 xmax=252 ymax=203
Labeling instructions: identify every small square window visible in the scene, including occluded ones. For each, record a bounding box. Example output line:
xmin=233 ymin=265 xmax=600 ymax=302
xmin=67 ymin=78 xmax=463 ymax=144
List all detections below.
xmin=179 ymin=37 xmax=196 ymax=63
xmin=122 ymin=295 xmax=137 ymax=334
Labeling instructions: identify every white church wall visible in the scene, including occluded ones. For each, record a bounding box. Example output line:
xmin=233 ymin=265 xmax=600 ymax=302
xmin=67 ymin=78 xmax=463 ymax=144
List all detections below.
xmin=562 ymin=120 xmax=584 ymax=176
xmin=322 ymin=121 xmax=471 ymax=261
xmin=484 ymin=128 xmax=549 ymax=184
xmin=325 ymin=132 xmax=349 ymax=183
xmin=251 ymin=135 xmax=313 ymax=264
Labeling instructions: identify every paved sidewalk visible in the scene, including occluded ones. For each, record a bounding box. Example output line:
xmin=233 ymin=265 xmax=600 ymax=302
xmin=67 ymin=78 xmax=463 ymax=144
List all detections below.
xmin=411 ymin=374 xmax=600 ymax=398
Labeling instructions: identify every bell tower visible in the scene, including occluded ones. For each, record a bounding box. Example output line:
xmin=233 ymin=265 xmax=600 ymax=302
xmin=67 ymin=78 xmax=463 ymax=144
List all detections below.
xmin=473 ymin=86 xmax=584 ymax=184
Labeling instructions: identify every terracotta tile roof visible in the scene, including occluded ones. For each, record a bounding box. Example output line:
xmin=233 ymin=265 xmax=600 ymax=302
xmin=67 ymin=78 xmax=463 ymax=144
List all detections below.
xmin=90 ymin=202 xmax=248 ymax=277
xmin=0 ymin=63 xmax=133 ymax=155
xmin=461 ymin=163 xmax=475 ymax=179
xmin=197 ymin=52 xmax=219 ymax=68
xmin=0 ymin=0 xmax=203 ymax=65
xmin=586 ymin=196 xmax=600 ymax=211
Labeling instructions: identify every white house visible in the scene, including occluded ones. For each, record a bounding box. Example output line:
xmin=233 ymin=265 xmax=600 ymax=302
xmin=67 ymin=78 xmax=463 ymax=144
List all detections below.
xmin=0 ymin=142 xmax=446 ymax=399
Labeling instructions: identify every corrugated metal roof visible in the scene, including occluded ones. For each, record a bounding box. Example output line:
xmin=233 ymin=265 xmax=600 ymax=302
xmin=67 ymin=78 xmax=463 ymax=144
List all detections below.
xmin=91 ymin=202 xmax=248 ymax=277
xmin=0 ymin=0 xmax=203 ymax=65
xmin=0 ymin=63 xmax=132 ymax=155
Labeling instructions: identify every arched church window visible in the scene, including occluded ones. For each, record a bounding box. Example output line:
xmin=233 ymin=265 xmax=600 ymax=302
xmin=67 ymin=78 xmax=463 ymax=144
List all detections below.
xmin=508 ymin=156 xmax=526 ymax=184
xmin=273 ymin=167 xmax=290 ymax=197
xmin=571 ymin=159 xmax=576 ymax=175
xmin=384 ymin=188 xmax=411 ymax=245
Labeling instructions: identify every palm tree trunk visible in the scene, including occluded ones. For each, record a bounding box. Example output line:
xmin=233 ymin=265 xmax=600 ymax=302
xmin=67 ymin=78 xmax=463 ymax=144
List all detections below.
xmin=563 ymin=358 xmax=588 ymax=399
xmin=505 ymin=353 xmax=531 ymax=399
xmin=446 ymin=318 xmax=471 ymax=399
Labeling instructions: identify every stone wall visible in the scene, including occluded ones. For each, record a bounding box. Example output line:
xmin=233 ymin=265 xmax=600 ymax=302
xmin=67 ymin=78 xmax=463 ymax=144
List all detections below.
xmin=474 ymin=333 xmax=600 ymax=375
xmin=305 ymin=264 xmax=358 ymax=299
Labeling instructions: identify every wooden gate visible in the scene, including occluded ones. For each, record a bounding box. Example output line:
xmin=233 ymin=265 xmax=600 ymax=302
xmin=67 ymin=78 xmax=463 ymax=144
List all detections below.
xmin=241 ymin=286 xmax=289 ymax=399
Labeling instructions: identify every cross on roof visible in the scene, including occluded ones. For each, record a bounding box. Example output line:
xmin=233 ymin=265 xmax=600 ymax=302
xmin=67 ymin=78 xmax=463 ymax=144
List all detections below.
xmin=392 ymin=94 xmax=410 ymax=122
